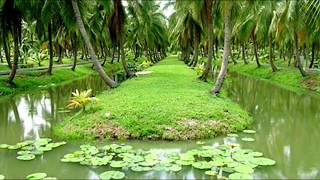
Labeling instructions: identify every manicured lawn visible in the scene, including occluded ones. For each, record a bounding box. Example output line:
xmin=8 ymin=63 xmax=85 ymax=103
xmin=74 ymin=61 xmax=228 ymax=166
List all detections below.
xmin=54 ymin=56 xmax=252 ymax=141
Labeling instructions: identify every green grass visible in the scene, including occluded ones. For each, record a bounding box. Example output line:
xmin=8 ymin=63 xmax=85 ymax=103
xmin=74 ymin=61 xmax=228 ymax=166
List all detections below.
xmin=54 ymin=56 xmax=252 ymax=141
xmin=0 ymin=62 xmax=122 ymax=96
xmin=229 ymin=62 xmax=320 ymax=95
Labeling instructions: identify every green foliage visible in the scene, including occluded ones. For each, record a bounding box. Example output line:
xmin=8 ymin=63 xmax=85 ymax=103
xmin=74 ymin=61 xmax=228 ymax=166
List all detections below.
xmin=66 ymin=89 xmax=99 ymax=111
xmin=54 ymin=56 xmax=252 ymax=140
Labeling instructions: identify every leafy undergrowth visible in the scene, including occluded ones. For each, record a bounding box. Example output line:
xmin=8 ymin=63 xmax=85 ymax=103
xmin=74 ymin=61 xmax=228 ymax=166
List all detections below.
xmin=229 ymin=63 xmax=320 ymax=94
xmin=0 ymin=63 xmax=122 ymax=96
xmin=54 ymin=56 xmax=252 ymax=141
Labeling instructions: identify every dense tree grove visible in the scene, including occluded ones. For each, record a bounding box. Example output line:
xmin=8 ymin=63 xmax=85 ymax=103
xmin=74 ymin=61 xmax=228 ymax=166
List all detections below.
xmin=0 ymin=0 xmax=320 ymax=93
xmin=0 ymin=0 xmax=168 ymax=86
xmin=169 ymin=0 xmax=320 ymax=93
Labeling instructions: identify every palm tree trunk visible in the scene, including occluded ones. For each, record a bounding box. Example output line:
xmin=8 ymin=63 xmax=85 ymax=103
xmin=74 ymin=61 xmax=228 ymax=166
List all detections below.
xmin=48 ymin=21 xmax=53 ymax=75
xmin=0 ymin=45 xmax=3 ymax=63
xmin=57 ymin=45 xmax=63 ymax=64
xmin=2 ymin=36 xmax=12 ymax=69
xmin=212 ymin=5 xmax=232 ymax=93
xmin=309 ymin=43 xmax=315 ymax=68
xmin=71 ymin=33 xmax=77 ymax=71
xmin=241 ymin=42 xmax=248 ymax=64
xmin=199 ymin=0 xmax=213 ymax=81
xmin=110 ymin=46 xmax=115 ymax=64
xmin=71 ymin=0 xmax=117 ymax=87
xmin=294 ymin=31 xmax=307 ymax=77
xmin=7 ymin=26 xmax=19 ymax=84
xmin=269 ymin=35 xmax=277 ymax=72
xmin=252 ymin=32 xmax=261 ymax=67
xmin=120 ymin=39 xmax=134 ymax=77
xmin=191 ymin=30 xmax=200 ymax=67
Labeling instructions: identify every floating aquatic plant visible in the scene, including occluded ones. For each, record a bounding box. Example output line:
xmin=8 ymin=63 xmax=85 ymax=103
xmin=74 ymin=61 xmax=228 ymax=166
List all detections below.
xmin=26 ymin=173 xmax=47 ymax=180
xmin=99 ymin=171 xmax=125 ymax=180
xmin=241 ymin=137 xmax=255 ymax=142
xmin=0 ymin=175 xmax=4 ymax=180
xmin=0 ymin=138 xmax=66 ymax=161
xmin=243 ymin=130 xmax=256 ymax=134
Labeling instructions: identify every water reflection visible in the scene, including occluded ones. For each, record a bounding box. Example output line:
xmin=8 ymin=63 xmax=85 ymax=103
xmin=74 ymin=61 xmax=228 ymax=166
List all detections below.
xmin=0 ymin=75 xmax=108 ymax=144
xmin=227 ymin=73 xmax=320 ymax=179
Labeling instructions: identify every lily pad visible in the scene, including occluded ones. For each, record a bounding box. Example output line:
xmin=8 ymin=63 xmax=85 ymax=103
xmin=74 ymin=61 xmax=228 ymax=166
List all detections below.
xmin=26 ymin=173 xmax=47 ymax=180
xmin=168 ymin=164 xmax=182 ymax=172
xmin=243 ymin=130 xmax=256 ymax=134
xmin=8 ymin=145 xmax=20 ymax=150
xmin=192 ymin=161 xmax=214 ymax=169
xmin=227 ymin=133 xmax=239 ymax=137
xmin=43 ymin=177 xmax=57 ymax=180
xmin=99 ymin=171 xmax=125 ymax=180
xmin=249 ymin=151 xmax=263 ymax=157
xmin=131 ymin=166 xmax=152 ymax=172
xmin=17 ymin=154 xmax=36 ymax=161
xmin=250 ymin=157 xmax=276 ymax=166
xmin=0 ymin=144 xmax=9 ymax=149
xmin=0 ymin=175 xmax=4 ymax=180
xmin=205 ymin=171 xmax=217 ymax=176
xmin=234 ymin=165 xmax=254 ymax=174
xmin=17 ymin=151 xmax=32 ymax=155
xmin=175 ymin=160 xmax=193 ymax=166
xmin=241 ymin=138 xmax=255 ymax=142
xmin=196 ymin=141 xmax=205 ymax=145
xmin=110 ymin=161 xmax=128 ymax=168
xmin=229 ymin=173 xmax=253 ymax=179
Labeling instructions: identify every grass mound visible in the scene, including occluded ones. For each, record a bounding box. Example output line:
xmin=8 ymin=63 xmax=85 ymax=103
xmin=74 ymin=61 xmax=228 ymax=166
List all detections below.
xmin=54 ymin=56 xmax=252 ymax=140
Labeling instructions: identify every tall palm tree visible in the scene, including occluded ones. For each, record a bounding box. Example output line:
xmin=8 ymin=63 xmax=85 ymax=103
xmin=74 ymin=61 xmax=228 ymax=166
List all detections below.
xmin=108 ymin=0 xmax=134 ymax=77
xmin=212 ymin=2 xmax=233 ymax=93
xmin=71 ymin=0 xmax=117 ymax=87
xmin=199 ymin=0 xmax=214 ymax=81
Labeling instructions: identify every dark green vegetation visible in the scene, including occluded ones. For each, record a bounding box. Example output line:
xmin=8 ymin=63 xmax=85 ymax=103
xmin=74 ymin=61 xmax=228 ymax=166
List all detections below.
xmin=54 ymin=56 xmax=252 ymax=140
xmin=0 ymin=63 xmax=121 ymax=96
xmin=230 ymin=63 xmax=320 ymax=94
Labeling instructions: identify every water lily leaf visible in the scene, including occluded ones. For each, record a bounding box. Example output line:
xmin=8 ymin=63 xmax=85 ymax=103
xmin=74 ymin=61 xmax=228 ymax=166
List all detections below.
xmin=168 ymin=164 xmax=182 ymax=172
xmin=33 ymin=150 xmax=44 ymax=156
xmin=139 ymin=160 xmax=157 ymax=167
xmin=0 ymin=144 xmax=9 ymax=149
xmin=110 ymin=161 xmax=128 ymax=168
xmin=43 ymin=177 xmax=57 ymax=180
xmin=241 ymin=138 xmax=255 ymax=142
xmin=37 ymin=146 xmax=52 ymax=152
xmin=0 ymin=175 xmax=4 ymax=180
xmin=212 ymin=160 xmax=224 ymax=167
xmin=222 ymin=167 xmax=235 ymax=173
xmin=179 ymin=154 xmax=195 ymax=161
xmin=234 ymin=165 xmax=254 ymax=174
xmin=22 ymin=146 xmax=34 ymax=151
xmin=99 ymin=171 xmax=125 ymax=180
xmin=46 ymin=141 xmax=66 ymax=148
xmin=192 ymin=161 xmax=214 ymax=169
xmin=17 ymin=154 xmax=36 ymax=161
xmin=17 ymin=151 xmax=32 ymax=155
xmin=249 ymin=152 xmax=263 ymax=157
xmin=229 ymin=173 xmax=253 ymax=179
xmin=8 ymin=145 xmax=20 ymax=150
xmin=131 ymin=166 xmax=152 ymax=172
xmin=205 ymin=171 xmax=217 ymax=176
xmin=175 ymin=160 xmax=193 ymax=166
xmin=243 ymin=130 xmax=256 ymax=134
xmin=26 ymin=173 xmax=47 ymax=180
xmin=227 ymin=133 xmax=239 ymax=137
xmin=250 ymin=157 xmax=276 ymax=166
xmin=34 ymin=138 xmax=51 ymax=146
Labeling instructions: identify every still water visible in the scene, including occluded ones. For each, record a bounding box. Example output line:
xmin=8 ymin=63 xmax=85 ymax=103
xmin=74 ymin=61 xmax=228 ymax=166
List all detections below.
xmin=0 ymin=73 xmax=319 ymax=179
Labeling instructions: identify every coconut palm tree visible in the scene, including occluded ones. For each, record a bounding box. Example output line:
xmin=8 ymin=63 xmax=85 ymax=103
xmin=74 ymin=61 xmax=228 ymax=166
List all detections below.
xmin=108 ymin=0 xmax=134 ymax=77
xmin=71 ymin=0 xmax=117 ymax=87
xmin=212 ymin=2 xmax=233 ymax=93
